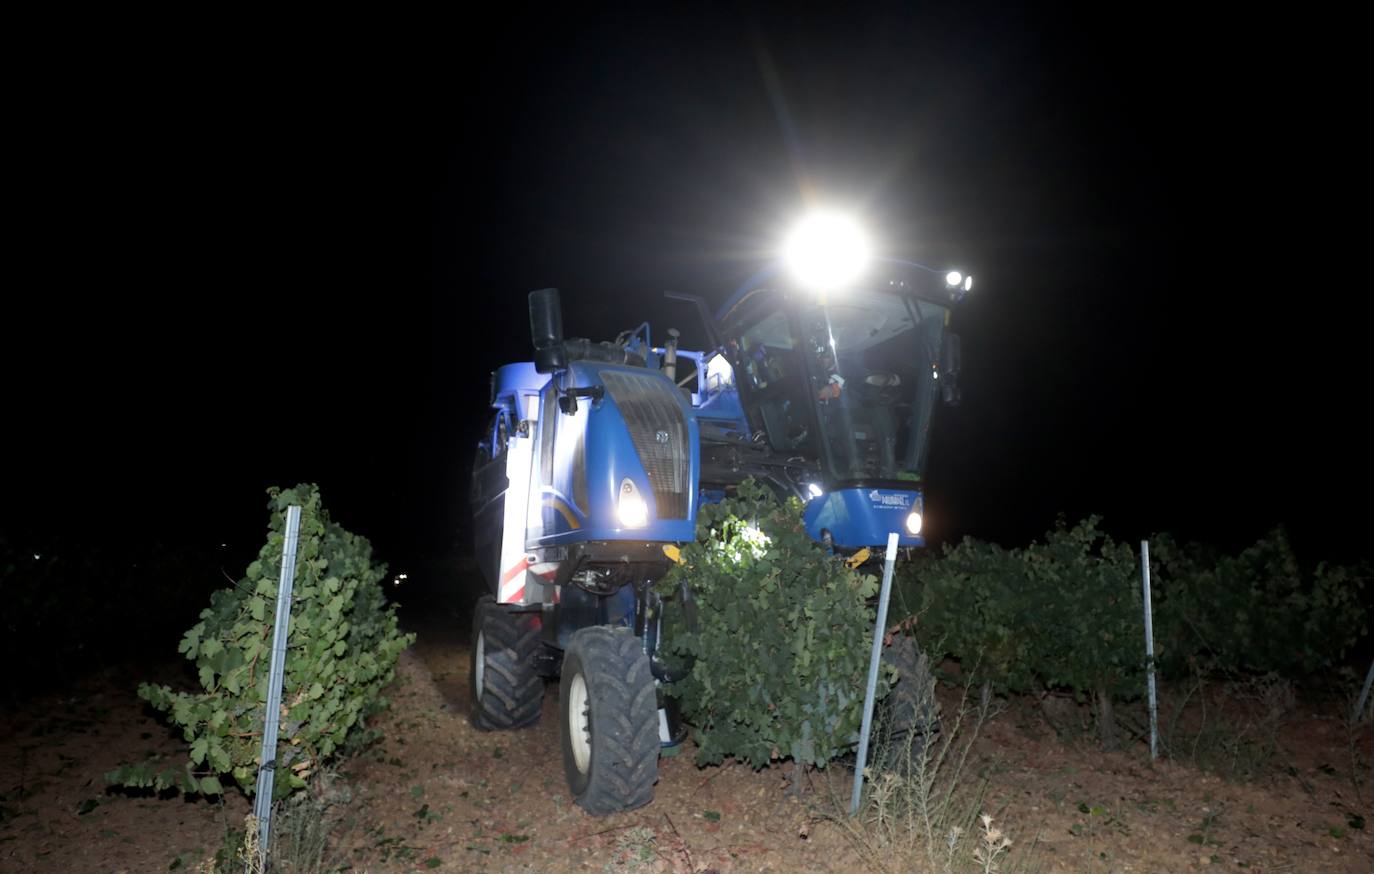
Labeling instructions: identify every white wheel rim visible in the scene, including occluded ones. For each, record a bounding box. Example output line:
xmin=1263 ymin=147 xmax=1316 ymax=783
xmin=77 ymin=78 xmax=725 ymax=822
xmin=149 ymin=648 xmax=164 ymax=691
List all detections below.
xmin=474 ymin=629 xmax=485 ymax=698
xmin=568 ymin=672 xmax=591 ymax=774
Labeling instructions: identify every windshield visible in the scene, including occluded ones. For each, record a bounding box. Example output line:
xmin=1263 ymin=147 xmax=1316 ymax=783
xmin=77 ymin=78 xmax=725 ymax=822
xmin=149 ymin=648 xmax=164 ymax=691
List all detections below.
xmin=804 ymin=291 xmax=948 ymax=483
xmin=728 ymin=288 xmax=949 ymax=484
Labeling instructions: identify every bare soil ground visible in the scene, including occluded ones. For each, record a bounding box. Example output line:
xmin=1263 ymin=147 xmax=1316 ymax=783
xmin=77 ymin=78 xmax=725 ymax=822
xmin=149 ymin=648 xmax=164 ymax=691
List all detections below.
xmin=4 ymin=617 xmax=1373 ymax=873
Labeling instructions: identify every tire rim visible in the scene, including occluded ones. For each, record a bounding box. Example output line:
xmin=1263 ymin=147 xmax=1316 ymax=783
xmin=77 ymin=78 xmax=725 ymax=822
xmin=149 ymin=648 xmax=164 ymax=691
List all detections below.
xmin=474 ymin=629 xmax=485 ymax=698
xmin=568 ymin=672 xmax=591 ymax=774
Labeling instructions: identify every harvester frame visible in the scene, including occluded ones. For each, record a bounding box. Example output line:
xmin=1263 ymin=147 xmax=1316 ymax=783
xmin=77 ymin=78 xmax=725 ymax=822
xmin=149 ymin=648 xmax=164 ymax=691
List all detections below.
xmin=469 ymin=254 xmax=968 ymax=814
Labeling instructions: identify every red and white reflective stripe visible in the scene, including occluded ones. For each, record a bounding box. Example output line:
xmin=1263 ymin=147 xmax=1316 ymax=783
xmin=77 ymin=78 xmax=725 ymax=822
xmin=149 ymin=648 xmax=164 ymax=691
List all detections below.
xmin=499 ymin=557 xmax=530 ymax=604
xmin=496 ymin=392 xmax=539 ymax=607
xmin=499 ymin=558 xmax=559 ymax=605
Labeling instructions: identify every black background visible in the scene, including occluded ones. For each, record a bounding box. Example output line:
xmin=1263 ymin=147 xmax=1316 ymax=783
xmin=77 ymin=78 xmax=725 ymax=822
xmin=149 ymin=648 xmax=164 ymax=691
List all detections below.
xmin=6 ymin=6 xmax=1368 ymax=585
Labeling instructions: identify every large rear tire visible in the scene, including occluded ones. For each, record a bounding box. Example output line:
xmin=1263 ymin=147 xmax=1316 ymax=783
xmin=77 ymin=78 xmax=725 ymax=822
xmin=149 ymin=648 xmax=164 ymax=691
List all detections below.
xmin=874 ymin=634 xmax=941 ymax=770
xmin=470 ymin=595 xmax=543 ymax=730
xmin=560 ymin=626 xmax=659 ymax=815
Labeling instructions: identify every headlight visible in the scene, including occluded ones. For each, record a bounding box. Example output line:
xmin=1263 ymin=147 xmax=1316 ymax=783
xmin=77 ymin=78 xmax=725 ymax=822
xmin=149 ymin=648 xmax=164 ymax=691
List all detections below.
xmin=617 ymin=478 xmax=648 ymax=528
xmin=782 ymin=211 xmax=870 ymax=290
xmin=905 ymin=511 xmax=923 ymax=536
xmin=806 ymin=482 xmax=824 ymax=500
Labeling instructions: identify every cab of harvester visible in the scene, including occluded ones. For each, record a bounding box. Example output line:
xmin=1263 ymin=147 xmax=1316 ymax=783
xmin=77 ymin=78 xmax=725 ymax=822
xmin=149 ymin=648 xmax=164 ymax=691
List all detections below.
xmin=694 ymin=256 xmax=968 ymax=551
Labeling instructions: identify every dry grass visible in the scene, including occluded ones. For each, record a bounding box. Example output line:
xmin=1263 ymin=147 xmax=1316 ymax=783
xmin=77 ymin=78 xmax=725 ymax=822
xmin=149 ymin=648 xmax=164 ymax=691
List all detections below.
xmin=1159 ymin=671 xmax=1294 ymax=781
xmin=821 ymin=673 xmax=1038 ymax=873
xmin=197 ymin=770 xmax=353 ymax=873
xmin=196 ymin=814 xmax=261 ymax=874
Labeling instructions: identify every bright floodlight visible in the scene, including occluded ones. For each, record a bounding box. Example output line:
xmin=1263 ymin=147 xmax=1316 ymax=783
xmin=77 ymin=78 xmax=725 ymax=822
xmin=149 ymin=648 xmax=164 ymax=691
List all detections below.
xmin=783 ymin=212 xmax=871 ymax=290
xmin=945 ymin=270 xmax=963 ymax=287
xmin=963 ymin=275 xmax=973 ymax=291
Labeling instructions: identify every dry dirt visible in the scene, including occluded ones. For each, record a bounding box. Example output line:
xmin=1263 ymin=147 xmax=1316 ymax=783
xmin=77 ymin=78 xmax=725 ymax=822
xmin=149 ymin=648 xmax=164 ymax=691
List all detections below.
xmin=3 ymin=622 xmax=1373 ymax=873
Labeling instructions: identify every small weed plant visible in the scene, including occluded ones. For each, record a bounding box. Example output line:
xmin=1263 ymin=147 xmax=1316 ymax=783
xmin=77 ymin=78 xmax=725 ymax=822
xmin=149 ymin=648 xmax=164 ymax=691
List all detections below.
xmin=1160 ymin=670 xmax=1295 ymax=780
xmin=199 ymin=770 xmax=354 ymax=873
xmin=603 ymin=826 xmax=659 ymax=872
xmin=266 ymin=768 xmax=356 ymax=873
xmin=196 ymin=814 xmax=260 ymax=874
xmin=827 ymin=673 xmax=1036 ymax=873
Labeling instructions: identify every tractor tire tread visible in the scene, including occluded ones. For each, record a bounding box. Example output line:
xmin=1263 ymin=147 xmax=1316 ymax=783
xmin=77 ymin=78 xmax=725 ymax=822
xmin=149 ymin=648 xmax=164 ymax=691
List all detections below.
xmin=471 ymin=595 xmax=543 ymax=731
xmin=874 ymin=634 xmax=941 ymax=770
xmin=562 ymin=626 xmax=659 ymax=815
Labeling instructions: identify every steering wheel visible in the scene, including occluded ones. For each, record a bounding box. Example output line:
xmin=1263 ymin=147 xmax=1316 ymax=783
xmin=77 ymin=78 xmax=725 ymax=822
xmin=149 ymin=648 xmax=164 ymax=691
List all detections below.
xmin=860 ymin=372 xmax=903 ymax=403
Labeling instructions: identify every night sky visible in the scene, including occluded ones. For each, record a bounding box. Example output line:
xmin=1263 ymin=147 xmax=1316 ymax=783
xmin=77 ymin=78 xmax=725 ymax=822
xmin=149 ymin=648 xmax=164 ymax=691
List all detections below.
xmin=7 ymin=8 xmax=1368 ymax=580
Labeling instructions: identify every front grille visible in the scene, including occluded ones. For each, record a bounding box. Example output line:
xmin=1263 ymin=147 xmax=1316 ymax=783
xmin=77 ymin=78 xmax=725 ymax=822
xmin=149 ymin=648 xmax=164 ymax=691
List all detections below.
xmin=600 ymin=370 xmax=690 ymax=519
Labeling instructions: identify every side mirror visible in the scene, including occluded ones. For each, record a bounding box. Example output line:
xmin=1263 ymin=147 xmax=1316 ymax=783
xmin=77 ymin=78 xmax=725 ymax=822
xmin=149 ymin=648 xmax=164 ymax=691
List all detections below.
xmin=529 ymin=288 xmax=567 ymax=373
xmin=941 ymin=333 xmax=962 ymax=406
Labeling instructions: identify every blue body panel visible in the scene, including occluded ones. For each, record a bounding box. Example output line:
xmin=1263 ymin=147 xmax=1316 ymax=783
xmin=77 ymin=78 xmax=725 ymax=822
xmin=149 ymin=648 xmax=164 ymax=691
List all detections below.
xmin=661 ymin=349 xmax=748 ymax=433
xmin=693 ymin=387 xmax=746 ymax=433
xmin=531 ymin=361 xmax=699 ymax=548
xmin=803 ymin=487 xmax=925 ymax=549
xmin=487 ymin=362 xmax=548 ymax=452
xmin=493 ymin=361 xmax=547 ymax=398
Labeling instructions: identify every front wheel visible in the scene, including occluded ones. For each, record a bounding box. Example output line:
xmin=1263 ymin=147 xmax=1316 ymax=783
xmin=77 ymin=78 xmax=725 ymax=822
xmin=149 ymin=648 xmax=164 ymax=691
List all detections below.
xmin=560 ymin=626 xmax=659 ymax=815
xmin=470 ymin=595 xmax=543 ymax=730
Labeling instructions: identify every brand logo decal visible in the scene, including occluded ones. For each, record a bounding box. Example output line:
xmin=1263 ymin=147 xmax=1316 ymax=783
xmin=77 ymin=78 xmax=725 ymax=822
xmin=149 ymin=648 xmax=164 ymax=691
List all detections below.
xmin=868 ymin=490 xmax=912 ymax=509
xmin=655 ymin=430 xmax=671 ymax=444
